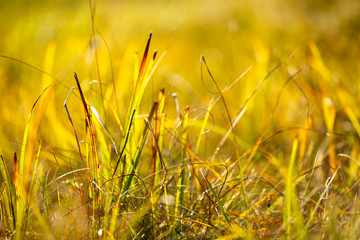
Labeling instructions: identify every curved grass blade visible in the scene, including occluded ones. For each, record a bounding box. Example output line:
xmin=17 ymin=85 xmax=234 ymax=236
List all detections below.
xmin=15 ymin=82 xmax=55 ymax=239
xmin=89 ymin=106 xmax=119 ymax=155
xmin=74 ymin=73 xmax=100 ymax=179
xmin=200 ymin=56 xmax=249 ymax=209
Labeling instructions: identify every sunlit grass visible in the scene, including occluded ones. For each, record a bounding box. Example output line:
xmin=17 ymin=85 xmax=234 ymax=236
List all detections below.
xmin=1 ymin=0 xmax=360 ymax=239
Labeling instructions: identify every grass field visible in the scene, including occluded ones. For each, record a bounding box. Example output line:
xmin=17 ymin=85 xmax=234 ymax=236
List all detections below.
xmin=1 ymin=0 xmax=360 ymax=239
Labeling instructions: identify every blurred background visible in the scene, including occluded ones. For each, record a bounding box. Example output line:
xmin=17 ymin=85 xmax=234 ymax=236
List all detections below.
xmin=0 ymin=0 xmax=359 ymax=169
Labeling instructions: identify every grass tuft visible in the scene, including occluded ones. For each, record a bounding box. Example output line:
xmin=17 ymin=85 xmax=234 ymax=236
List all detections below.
xmin=1 ymin=1 xmax=360 ymax=239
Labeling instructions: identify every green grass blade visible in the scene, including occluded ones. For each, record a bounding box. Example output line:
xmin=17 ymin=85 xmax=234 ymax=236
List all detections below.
xmin=284 ymin=138 xmax=298 ymax=237
xmin=122 ymin=102 xmax=158 ymax=193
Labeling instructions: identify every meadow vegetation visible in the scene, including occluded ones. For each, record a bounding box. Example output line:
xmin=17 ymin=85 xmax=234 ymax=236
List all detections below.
xmin=1 ymin=0 xmax=360 ymax=239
